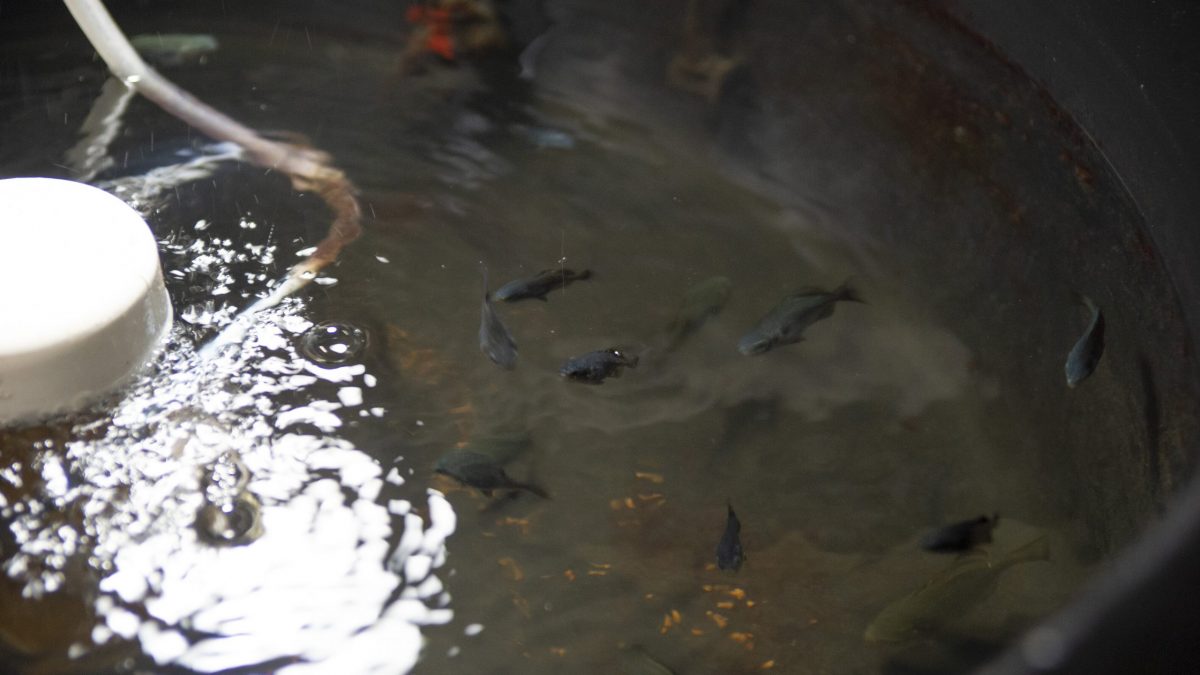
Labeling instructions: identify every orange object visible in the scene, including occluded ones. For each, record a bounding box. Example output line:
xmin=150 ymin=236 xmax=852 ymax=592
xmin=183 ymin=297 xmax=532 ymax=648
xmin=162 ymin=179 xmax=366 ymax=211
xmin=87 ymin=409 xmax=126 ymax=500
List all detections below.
xmin=406 ymin=4 xmax=456 ymax=61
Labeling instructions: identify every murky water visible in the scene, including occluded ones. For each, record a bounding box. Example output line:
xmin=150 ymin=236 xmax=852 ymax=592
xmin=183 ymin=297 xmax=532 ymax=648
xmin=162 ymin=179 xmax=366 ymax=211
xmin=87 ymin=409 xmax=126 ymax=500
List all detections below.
xmin=1 ymin=2 xmax=1194 ymax=674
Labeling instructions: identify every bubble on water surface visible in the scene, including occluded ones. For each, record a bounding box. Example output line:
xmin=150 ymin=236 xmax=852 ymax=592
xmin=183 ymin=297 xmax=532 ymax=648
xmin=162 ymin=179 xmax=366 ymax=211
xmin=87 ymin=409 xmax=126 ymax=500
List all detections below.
xmin=300 ymin=321 xmax=368 ymax=365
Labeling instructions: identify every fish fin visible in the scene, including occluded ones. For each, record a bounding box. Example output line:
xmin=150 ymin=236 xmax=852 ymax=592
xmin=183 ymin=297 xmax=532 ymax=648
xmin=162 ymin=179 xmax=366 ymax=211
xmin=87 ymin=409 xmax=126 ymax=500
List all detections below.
xmin=789 ymin=286 xmax=828 ymax=297
xmin=1002 ymin=535 xmax=1051 ymax=567
xmin=514 ymin=481 xmax=549 ymax=498
xmin=480 ymin=263 xmax=490 ymax=298
xmin=1071 ymin=291 xmax=1098 ymax=313
xmin=538 ymin=295 xmax=549 ymax=302
xmin=835 ymin=279 xmax=866 ymax=304
xmin=576 ymin=268 xmax=593 ymax=280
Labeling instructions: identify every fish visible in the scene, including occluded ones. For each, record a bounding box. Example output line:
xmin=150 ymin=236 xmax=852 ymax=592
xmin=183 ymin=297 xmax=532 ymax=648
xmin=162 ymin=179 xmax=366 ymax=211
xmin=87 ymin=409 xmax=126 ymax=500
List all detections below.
xmin=716 ymin=502 xmax=745 ymax=571
xmin=129 ymin=33 xmax=219 ymax=66
xmin=864 ymin=534 xmax=1050 ymax=643
xmin=479 ymin=267 xmax=518 ymax=369
xmin=435 ymin=449 xmax=548 ymax=498
xmin=1065 ymin=293 xmax=1105 ymax=387
xmin=737 ymin=280 xmax=864 ymax=355
xmin=494 ymin=268 xmax=591 ymax=302
xmin=620 ymin=644 xmax=677 ymax=675
xmin=920 ymin=514 xmax=998 ymax=554
xmin=665 ymin=275 xmax=733 ymax=350
xmin=560 ymin=348 xmax=639 ymax=383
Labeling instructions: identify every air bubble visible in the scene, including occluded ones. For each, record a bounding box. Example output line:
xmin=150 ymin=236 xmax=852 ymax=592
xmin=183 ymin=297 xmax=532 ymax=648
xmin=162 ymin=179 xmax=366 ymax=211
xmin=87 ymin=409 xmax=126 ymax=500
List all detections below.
xmin=299 ymin=322 xmax=367 ymax=365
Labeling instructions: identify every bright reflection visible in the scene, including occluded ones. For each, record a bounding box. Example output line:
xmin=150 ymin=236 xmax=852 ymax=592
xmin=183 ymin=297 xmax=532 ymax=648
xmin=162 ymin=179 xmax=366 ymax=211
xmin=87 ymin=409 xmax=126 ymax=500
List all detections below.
xmin=1 ymin=157 xmax=454 ymax=672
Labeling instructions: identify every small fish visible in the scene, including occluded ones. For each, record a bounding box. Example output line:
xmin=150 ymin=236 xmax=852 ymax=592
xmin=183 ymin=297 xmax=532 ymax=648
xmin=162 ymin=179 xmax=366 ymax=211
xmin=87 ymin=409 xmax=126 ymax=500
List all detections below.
xmin=494 ymin=268 xmax=591 ymax=302
xmin=737 ymin=280 xmax=864 ymax=356
xmin=1066 ymin=294 xmax=1105 ymax=387
xmin=620 ymin=644 xmax=677 ymax=675
xmin=435 ymin=449 xmax=548 ymax=498
xmin=665 ymin=275 xmax=733 ymax=350
xmin=479 ymin=267 xmax=518 ymax=369
xmin=560 ymin=348 xmax=639 ymax=383
xmin=864 ymin=535 xmax=1050 ymax=643
xmin=716 ymin=502 xmax=744 ymax=571
xmin=129 ymin=33 xmax=219 ymax=66
xmin=920 ymin=514 xmax=998 ymax=554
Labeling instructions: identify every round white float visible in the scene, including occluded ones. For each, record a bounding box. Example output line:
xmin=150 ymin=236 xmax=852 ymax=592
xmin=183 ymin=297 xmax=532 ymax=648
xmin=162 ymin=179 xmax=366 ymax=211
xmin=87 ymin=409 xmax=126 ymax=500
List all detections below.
xmin=0 ymin=177 xmax=172 ymax=424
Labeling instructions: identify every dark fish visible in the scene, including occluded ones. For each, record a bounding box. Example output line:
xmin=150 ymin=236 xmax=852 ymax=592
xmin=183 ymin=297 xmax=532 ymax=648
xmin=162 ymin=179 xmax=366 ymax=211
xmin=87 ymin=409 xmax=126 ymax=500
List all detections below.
xmin=920 ymin=514 xmax=998 ymax=554
xmin=1066 ymin=294 xmax=1105 ymax=387
xmin=737 ymin=280 xmax=864 ymax=356
xmin=494 ymin=268 xmax=592 ymax=302
xmin=479 ymin=267 xmax=518 ymax=369
xmin=560 ymin=348 xmax=639 ymax=384
xmin=435 ymin=449 xmax=548 ymax=498
xmin=665 ymin=275 xmax=733 ymax=350
xmin=865 ymin=535 xmax=1050 ymax=643
xmin=716 ymin=502 xmax=744 ymax=571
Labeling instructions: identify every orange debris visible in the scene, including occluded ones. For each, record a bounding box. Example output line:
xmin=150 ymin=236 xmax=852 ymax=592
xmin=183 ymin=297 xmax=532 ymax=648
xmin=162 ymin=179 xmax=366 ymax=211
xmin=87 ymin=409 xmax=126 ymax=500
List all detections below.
xmin=635 ymin=471 xmax=665 ymax=483
xmin=563 ymin=569 xmax=576 ymax=582
xmin=706 ymin=611 xmax=729 ymax=630
xmin=497 ymin=557 xmax=524 ymax=581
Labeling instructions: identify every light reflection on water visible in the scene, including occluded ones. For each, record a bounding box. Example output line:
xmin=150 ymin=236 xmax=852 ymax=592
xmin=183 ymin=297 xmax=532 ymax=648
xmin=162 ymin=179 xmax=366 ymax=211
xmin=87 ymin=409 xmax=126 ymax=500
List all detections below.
xmin=4 ymin=5 xmax=1188 ymax=671
xmin=1 ymin=158 xmax=458 ymax=671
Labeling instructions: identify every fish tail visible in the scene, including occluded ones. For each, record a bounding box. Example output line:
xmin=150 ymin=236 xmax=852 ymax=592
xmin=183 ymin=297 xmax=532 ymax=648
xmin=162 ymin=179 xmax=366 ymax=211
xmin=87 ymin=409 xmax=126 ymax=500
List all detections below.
xmin=835 ymin=279 xmax=866 ymax=304
xmin=1001 ymin=534 xmax=1050 ymax=568
xmin=1071 ymin=291 xmax=1097 ymax=313
xmin=514 ymin=481 xmax=549 ymax=498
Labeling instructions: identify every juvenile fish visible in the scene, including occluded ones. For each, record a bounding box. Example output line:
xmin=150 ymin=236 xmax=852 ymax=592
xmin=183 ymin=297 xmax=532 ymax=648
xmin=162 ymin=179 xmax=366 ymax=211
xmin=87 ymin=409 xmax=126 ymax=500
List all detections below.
xmin=864 ymin=535 xmax=1050 ymax=643
xmin=716 ymin=502 xmax=744 ymax=571
xmin=1066 ymin=294 xmax=1105 ymax=387
xmin=479 ymin=268 xmax=518 ymax=369
xmin=620 ymin=644 xmax=677 ymax=675
xmin=435 ymin=449 xmax=548 ymax=498
xmin=920 ymin=514 xmax=998 ymax=554
xmin=129 ymin=33 xmax=219 ymax=66
xmin=494 ymin=268 xmax=592 ymax=302
xmin=737 ymin=281 xmax=863 ymax=355
xmin=560 ymin=348 xmax=639 ymax=383
xmin=665 ymin=275 xmax=732 ymax=350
